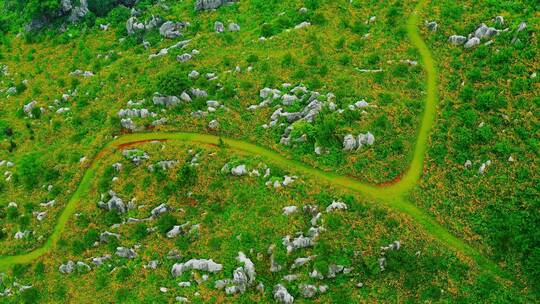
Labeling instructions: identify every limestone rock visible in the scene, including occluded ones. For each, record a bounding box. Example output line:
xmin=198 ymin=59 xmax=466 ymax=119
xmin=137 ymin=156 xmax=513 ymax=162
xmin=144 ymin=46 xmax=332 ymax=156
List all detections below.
xmin=273 ymin=284 xmax=294 ymax=304
xmin=448 ymin=35 xmax=467 ymax=45
xmin=171 ymin=259 xmax=223 ymax=277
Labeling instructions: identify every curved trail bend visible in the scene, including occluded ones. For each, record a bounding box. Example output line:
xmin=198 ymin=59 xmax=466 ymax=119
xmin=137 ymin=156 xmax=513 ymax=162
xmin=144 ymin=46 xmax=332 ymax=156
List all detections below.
xmin=0 ymin=0 xmax=510 ymax=284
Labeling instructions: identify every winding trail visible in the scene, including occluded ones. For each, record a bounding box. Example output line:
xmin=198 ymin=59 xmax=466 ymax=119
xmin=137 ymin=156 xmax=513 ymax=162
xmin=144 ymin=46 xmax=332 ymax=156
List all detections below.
xmin=0 ymin=0 xmax=510 ymax=283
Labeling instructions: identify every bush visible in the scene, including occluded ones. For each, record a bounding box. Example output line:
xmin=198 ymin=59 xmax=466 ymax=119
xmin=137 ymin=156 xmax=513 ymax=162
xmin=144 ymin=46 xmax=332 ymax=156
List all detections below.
xmin=6 ymin=206 xmax=18 ymax=220
xmin=103 ymin=210 xmax=122 ymax=226
xmin=106 ymin=5 xmax=131 ymax=27
xmin=475 ymin=89 xmax=507 ymax=111
xmin=34 ymin=261 xmax=45 ymax=276
xmin=17 ymin=153 xmax=44 ymax=190
xmin=88 ymin=0 xmax=118 ymax=17
xmin=156 ymin=69 xmax=190 ymax=96
xmin=21 ymin=287 xmax=40 ymax=304
xmin=131 ymin=223 xmax=148 ymax=241
xmin=260 ymin=23 xmax=274 ymax=37
xmin=177 ymin=163 xmax=197 ymax=188
xmin=246 ymin=54 xmax=259 ymax=63
xmin=83 ymin=229 xmax=99 ymax=247
xmin=339 ymin=54 xmax=352 ymax=65
xmin=157 ymin=213 xmax=178 ymax=234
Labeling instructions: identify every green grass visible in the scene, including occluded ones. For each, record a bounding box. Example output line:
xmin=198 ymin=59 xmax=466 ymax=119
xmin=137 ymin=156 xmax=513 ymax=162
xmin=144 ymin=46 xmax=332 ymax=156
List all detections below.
xmin=0 ymin=0 xmax=537 ymax=301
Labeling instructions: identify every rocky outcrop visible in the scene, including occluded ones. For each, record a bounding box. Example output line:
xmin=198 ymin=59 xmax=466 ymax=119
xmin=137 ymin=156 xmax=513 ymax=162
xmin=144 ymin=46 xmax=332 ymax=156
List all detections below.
xmin=171 ymin=259 xmax=223 ymax=277
xmin=25 ymin=0 xmax=137 ymax=32
xmin=195 ymin=0 xmax=238 ymax=11
xmin=159 ymin=21 xmax=187 ymax=39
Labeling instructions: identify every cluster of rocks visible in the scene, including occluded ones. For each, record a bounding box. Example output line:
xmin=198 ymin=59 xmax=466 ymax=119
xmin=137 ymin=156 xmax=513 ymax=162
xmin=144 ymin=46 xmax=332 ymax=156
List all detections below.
xmin=251 ymin=84 xmax=375 ymax=152
xmin=177 ymin=48 xmax=200 ymax=63
xmin=195 ymin=0 xmax=238 ymax=11
xmin=281 ymin=203 xmax=329 ymax=254
xmin=342 ymin=132 xmax=375 ymax=151
xmin=152 ymin=87 xmax=215 ymax=111
xmin=0 ymin=160 xmax=14 ymax=182
xmin=60 ymin=192 xmax=367 ymax=303
xmin=214 ymin=21 xmax=240 ymax=33
xmin=250 ymin=85 xmax=327 ymax=145
xmin=448 ymin=17 xmax=527 ymax=48
xmin=98 ymin=191 xmax=128 ymax=214
xmin=148 ymin=160 xmax=177 ymax=172
xmin=127 ymin=15 xmax=188 ymax=39
xmin=25 ymin=0 xmax=92 ymax=31
xmin=122 ymin=149 xmax=149 ymax=165
xmin=118 ymin=108 xmax=157 ymax=119
xmin=160 ymin=21 xmax=188 ymax=39
xmin=221 ymin=163 xmax=298 ymax=189
xmin=171 ymin=259 xmax=223 ymax=277
xmin=378 ymin=240 xmax=401 ymax=272
xmin=22 ymin=100 xmax=44 ymax=118
xmin=118 ymin=100 xmax=161 ymax=131
xmin=70 ymin=69 xmax=94 ymax=77
xmin=464 ymin=159 xmax=493 ymax=175
xmin=116 ymin=246 xmax=138 ymax=259
xmin=149 ymin=39 xmax=190 ymax=59
xmin=59 ymin=260 xmax=91 ymax=274
xmin=267 ymin=201 xmax=358 ymax=302
xmin=0 ymin=275 xmax=33 ymax=298
xmin=215 ymin=252 xmax=257 ymax=295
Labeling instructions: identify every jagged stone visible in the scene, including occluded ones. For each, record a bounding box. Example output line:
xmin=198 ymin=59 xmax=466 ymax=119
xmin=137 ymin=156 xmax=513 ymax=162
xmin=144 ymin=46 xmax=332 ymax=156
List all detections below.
xmin=195 ymin=0 xmax=238 ymax=11
xmin=273 ymin=284 xmax=294 ymax=304
xmin=171 ymin=259 xmax=223 ymax=277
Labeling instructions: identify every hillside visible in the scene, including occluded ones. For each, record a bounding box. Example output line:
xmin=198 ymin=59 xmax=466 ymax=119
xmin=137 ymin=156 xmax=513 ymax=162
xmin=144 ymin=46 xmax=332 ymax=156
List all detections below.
xmin=0 ymin=0 xmax=538 ymax=303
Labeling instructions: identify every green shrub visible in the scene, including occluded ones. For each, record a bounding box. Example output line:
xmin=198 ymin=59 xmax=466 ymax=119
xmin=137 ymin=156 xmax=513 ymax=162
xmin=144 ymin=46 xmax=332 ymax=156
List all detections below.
xmin=157 ymin=213 xmax=178 ymax=234
xmin=6 ymin=206 xmax=18 ymax=220
xmin=131 ymin=223 xmax=148 ymax=241
xmin=177 ymin=163 xmax=197 ymax=188
xmin=88 ymin=0 xmax=118 ymax=17
xmin=156 ymin=69 xmax=190 ymax=96
xmin=17 ymin=153 xmax=46 ymax=190
xmin=103 ymin=210 xmax=122 ymax=226
xmin=115 ymin=287 xmax=132 ymax=302
xmin=34 ymin=261 xmax=45 ymax=276
xmin=281 ymin=53 xmax=294 ymax=67
xmin=260 ymin=23 xmax=274 ymax=37
xmin=21 ymin=287 xmax=40 ymax=304
xmin=246 ymin=54 xmax=259 ymax=63
xmin=339 ymin=54 xmax=352 ymax=65
xmin=106 ymin=5 xmax=131 ymax=27
xmin=476 ymin=89 xmax=507 ymax=111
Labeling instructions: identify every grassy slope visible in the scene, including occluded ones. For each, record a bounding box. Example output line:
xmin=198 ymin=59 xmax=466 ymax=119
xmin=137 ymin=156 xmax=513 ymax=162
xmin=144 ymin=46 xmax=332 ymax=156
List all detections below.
xmin=410 ymin=0 xmax=539 ymax=293
xmin=0 ymin=0 xmax=423 ymax=255
xmin=0 ymin=0 xmax=534 ymax=302
xmin=0 ymin=140 xmax=528 ymax=303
